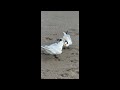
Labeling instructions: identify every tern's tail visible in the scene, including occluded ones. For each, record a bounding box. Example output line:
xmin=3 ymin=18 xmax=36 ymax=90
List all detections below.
xmin=41 ymin=46 xmax=45 ymax=49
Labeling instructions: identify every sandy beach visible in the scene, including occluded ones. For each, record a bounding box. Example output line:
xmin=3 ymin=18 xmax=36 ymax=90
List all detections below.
xmin=41 ymin=11 xmax=79 ymax=79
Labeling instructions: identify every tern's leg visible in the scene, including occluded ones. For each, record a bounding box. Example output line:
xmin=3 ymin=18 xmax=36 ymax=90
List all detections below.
xmin=63 ymin=47 xmax=70 ymax=49
xmin=54 ymin=55 xmax=58 ymax=58
xmin=67 ymin=47 xmax=70 ymax=49
xmin=63 ymin=47 xmax=66 ymax=49
xmin=54 ymin=55 xmax=60 ymax=61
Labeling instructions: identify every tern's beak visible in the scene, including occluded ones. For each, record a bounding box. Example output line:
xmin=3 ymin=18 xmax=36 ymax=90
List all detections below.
xmin=64 ymin=44 xmax=66 ymax=46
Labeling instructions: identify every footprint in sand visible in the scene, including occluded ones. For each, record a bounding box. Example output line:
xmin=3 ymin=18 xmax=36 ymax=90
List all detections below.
xmin=71 ymin=52 xmax=79 ymax=55
xmin=66 ymin=68 xmax=79 ymax=76
xmin=76 ymin=52 xmax=79 ymax=55
xmin=70 ymin=59 xmax=78 ymax=63
xmin=46 ymin=69 xmax=50 ymax=72
xmin=71 ymin=53 xmax=74 ymax=55
xmin=60 ymin=73 xmax=69 ymax=77
xmin=45 ymin=37 xmax=53 ymax=40
xmin=53 ymin=34 xmax=57 ymax=35
xmin=76 ymin=71 xmax=79 ymax=74
xmin=74 ymin=33 xmax=79 ymax=36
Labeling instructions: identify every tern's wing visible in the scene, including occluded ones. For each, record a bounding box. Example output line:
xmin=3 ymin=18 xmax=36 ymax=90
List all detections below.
xmin=41 ymin=45 xmax=56 ymax=54
xmin=48 ymin=43 xmax=62 ymax=54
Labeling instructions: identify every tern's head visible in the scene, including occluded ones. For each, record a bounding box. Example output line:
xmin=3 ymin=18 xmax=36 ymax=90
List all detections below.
xmin=63 ymin=40 xmax=69 ymax=47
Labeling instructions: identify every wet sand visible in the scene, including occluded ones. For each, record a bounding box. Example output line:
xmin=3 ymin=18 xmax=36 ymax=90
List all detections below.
xmin=41 ymin=11 xmax=79 ymax=79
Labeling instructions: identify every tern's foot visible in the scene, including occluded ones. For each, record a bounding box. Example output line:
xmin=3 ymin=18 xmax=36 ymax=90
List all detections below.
xmin=63 ymin=47 xmax=70 ymax=49
xmin=54 ymin=55 xmax=60 ymax=61
xmin=54 ymin=55 xmax=58 ymax=58
xmin=63 ymin=47 xmax=66 ymax=49
xmin=67 ymin=47 xmax=70 ymax=49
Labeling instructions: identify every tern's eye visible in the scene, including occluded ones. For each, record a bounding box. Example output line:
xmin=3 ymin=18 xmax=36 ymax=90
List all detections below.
xmin=59 ymin=39 xmax=62 ymax=41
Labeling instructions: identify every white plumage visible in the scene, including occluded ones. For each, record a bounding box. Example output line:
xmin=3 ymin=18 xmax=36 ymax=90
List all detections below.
xmin=41 ymin=38 xmax=64 ymax=55
xmin=63 ymin=31 xmax=72 ymax=47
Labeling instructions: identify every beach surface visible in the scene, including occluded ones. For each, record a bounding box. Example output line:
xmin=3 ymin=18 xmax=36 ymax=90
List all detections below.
xmin=41 ymin=11 xmax=79 ymax=79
